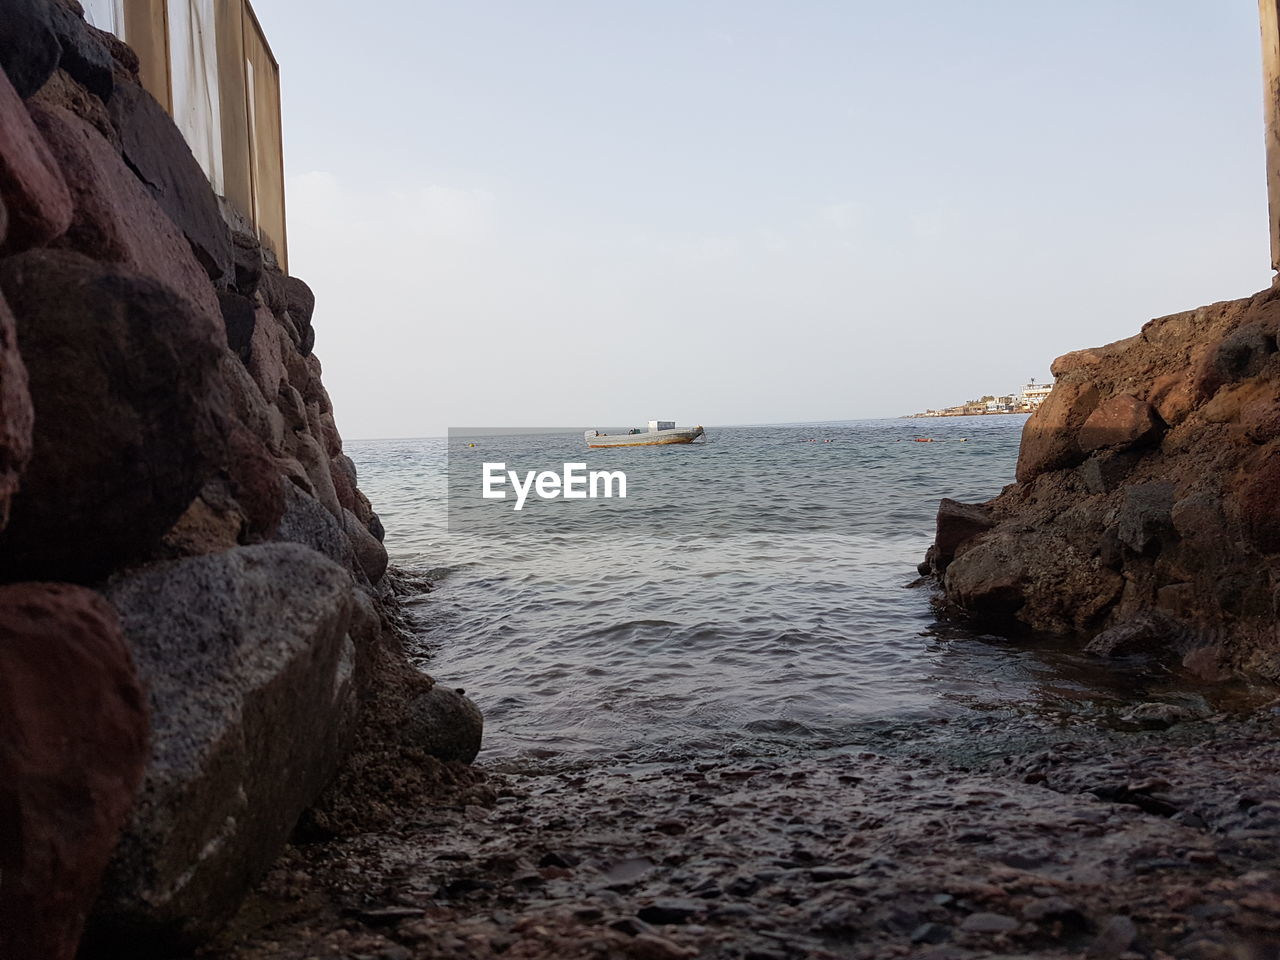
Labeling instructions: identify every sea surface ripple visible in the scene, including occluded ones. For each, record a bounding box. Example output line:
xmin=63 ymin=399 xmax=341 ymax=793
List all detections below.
xmin=348 ymin=417 xmax=1210 ymax=761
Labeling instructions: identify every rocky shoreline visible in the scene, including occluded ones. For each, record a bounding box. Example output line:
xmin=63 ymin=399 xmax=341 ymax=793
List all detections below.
xmin=0 ymin=6 xmax=479 ymax=957
xmin=209 ymin=693 xmax=1280 ymax=960
xmin=920 ymin=287 xmax=1280 ymax=680
xmin=4 ymin=4 xmax=1280 ymax=959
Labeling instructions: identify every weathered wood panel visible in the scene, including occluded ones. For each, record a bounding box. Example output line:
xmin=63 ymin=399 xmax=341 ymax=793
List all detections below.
xmin=123 ymin=0 xmax=171 ymax=112
xmin=1261 ymin=0 xmax=1280 ymax=271
xmin=243 ymin=4 xmax=287 ymax=270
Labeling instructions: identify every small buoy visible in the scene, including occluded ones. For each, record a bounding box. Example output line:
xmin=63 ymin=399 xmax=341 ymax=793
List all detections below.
xmin=468 ymin=443 xmax=476 ymax=448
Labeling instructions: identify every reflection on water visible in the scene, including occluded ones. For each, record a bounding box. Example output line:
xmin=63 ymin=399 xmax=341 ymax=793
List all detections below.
xmin=349 ymin=417 xmax=1257 ymax=760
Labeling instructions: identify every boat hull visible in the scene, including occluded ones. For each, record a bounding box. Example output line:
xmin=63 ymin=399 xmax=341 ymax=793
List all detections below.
xmin=586 ymin=426 xmax=704 ymax=448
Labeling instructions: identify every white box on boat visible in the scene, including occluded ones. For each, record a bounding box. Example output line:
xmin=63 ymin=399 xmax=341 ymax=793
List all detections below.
xmin=648 ymin=420 xmax=675 ymax=432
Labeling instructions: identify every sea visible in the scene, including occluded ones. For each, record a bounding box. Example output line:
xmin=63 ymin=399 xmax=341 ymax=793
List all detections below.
xmin=346 ymin=415 xmax=1208 ymax=763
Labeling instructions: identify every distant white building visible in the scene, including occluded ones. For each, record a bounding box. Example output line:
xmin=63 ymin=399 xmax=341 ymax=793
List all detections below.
xmin=1020 ymin=379 xmax=1054 ymax=408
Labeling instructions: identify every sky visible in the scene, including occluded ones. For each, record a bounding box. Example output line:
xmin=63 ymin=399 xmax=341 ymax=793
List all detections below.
xmin=251 ymin=1 xmax=1270 ymax=439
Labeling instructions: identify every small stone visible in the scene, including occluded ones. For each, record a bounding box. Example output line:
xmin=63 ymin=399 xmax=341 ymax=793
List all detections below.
xmin=626 ymin=933 xmax=697 ymax=960
xmin=911 ymin=923 xmax=952 ymax=944
xmin=959 ymin=912 xmax=1019 ymax=934
xmin=538 ymin=850 xmax=580 ymax=869
xmin=809 ymin=866 xmax=861 ymax=882
xmin=1086 ymin=915 xmax=1137 ymax=959
xmin=637 ymin=899 xmax=702 ymax=925
xmin=1022 ymin=897 xmax=1084 ymax=925
xmin=354 ymin=906 xmax=425 ymax=926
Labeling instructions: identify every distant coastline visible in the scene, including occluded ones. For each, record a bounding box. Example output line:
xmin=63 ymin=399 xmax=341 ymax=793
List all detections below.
xmin=902 ymin=408 xmax=1031 ymax=419
xmin=904 ymin=379 xmax=1053 ymax=419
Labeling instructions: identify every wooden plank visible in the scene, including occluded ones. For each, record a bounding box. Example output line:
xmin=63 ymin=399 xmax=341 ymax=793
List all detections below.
xmin=123 ymin=0 xmax=171 ymax=112
xmin=1261 ymin=0 xmax=1280 ymax=271
xmin=216 ymin=0 xmax=252 ymax=222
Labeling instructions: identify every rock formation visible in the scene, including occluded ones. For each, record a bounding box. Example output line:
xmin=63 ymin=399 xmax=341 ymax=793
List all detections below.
xmin=922 ymin=286 xmax=1280 ymax=679
xmin=0 ymin=6 xmax=480 ymax=958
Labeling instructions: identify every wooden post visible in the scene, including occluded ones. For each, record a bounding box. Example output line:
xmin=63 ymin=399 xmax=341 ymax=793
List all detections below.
xmin=1261 ymin=1 xmax=1280 ymax=272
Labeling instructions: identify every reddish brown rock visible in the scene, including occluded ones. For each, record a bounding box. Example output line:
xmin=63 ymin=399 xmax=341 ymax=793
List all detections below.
xmin=303 ymin=354 xmax=333 ymax=412
xmin=1234 ymin=448 xmax=1280 ymax=555
xmin=290 ymin=430 xmax=342 ymax=520
xmin=161 ymin=492 xmax=243 ymax=556
xmin=281 ymin=275 xmax=315 ymax=326
xmin=224 ymin=422 xmax=285 ymax=538
xmin=943 ymin=538 xmax=1026 ymax=624
xmin=1147 ymin=370 xmax=1198 ymax=426
xmin=330 ymin=453 xmax=358 ymax=513
xmin=930 ymin=498 xmax=995 ymax=573
xmin=30 ymin=67 xmax=118 ymax=146
xmin=221 ymin=354 xmax=285 ymax=455
xmin=247 ymin=304 xmax=287 ymax=401
xmin=0 ymin=250 xmax=228 ymax=581
xmin=931 ymin=286 xmax=1280 ymax=674
xmin=30 ymin=102 xmax=224 ymax=343
xmin=0 ymin=293 xmax=32 ymax=530
xmin=0 ymin=66 xmax=73 ymax=253
xmin=343 ymin=506 xmax=388 ymax=584
xmin=0 ymin=582 xmax=148 ymax=960
xmin=1015 ymin=380 xmax=1099 ymax=483
xmin=1240 ymin=388 xmax=1280 ymax=443
xmin=108 ymin=81 xmax=232 ymax=284
xmin=1077 ymin=394 xmax=1163 ymax=454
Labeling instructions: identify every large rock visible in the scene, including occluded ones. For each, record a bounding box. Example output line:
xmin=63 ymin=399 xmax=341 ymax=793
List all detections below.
xmin=403 ymin=684 xmax=483 ymax=764
xmin=230 ymin=226 xmax=263 ymax=296
xmin=0 ymin=293 xmax=32 ymax=530
xmin=91 ymin=544 xmax=358 ymax=952
xmin=281 ymin=275 xmax=315 ymax=326
xmin=48 ymin=0 xmax=114 ymax=102
xmin=1077 ymin=394 xmax=1163 ymax=454
xmin=0 ymin=250 xmax=227 ymax=581
xmin=0 ymin=66 xmax=73 ymax=253
xmin=1016 ymin=379 xmax=1099 ymax=483
xmin=0 ymin=583 xmax=148 ymax=960
xmin=109 ymin=81 xmax=232 ymax=284
xmin=1115 ymin=482 xmax=1175 ymax=555
xmin=273 ymin=478 xmax=354 ymax=572
xmin=931 ymin=286 xmax=1280 ymax=673
xmin=1235 ymin=447 xmax=1280 ymax=555
xmin=343 ymin=506 xmax=388 ymax=584
xmin=30 ymin=102 xmax=224 ymax=342
xmin=218 ymin=291 xmax=256 ymax=364
xmin=930 ymin=498 xmax=995 ymax=573
xmin=224 ymin=423 xmax=285 ymax=539
xmin=290 ymin=429 xmax=343 ymax=519
xmin=0 ymin=0 xmax=60 ymax=98
xmin=246 ymin=303 xmax=287 ymax=400
xmin=942 ymin=537 xmax=1027 ymax=624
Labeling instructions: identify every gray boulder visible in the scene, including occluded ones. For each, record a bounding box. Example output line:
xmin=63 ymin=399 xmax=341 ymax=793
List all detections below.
xmin=342 ymin=506 xmax=388 ymax=584
xmin=404 ymin=684 xmax=483 ymax=764
xmin=273 ymin=478 xmax=354 ymax=572
xmin=91 ymin=544 xmax=358 ymax=952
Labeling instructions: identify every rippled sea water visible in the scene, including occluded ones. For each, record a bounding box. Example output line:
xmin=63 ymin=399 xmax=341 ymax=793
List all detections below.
xmin=347 ymin=417 xmax=1212 ymax=761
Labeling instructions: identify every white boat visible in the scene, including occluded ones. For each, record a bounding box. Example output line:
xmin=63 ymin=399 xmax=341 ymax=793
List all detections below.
xmin=585 ymin=420 xmax=705 ymax=448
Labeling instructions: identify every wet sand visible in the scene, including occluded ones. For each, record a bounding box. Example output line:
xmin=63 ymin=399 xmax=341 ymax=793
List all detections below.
xmin=212 ymin=704 xmax=1280 ymax=960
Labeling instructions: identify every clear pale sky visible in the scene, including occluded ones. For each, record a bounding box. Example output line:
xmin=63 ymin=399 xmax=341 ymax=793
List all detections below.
xmin=252 ymin=1 xmax=1269 ymax=439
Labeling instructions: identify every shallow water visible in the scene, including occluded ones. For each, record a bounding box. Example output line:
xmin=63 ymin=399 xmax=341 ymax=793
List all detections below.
xmin=348 ymin=416 xmax=1227 ymax=761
